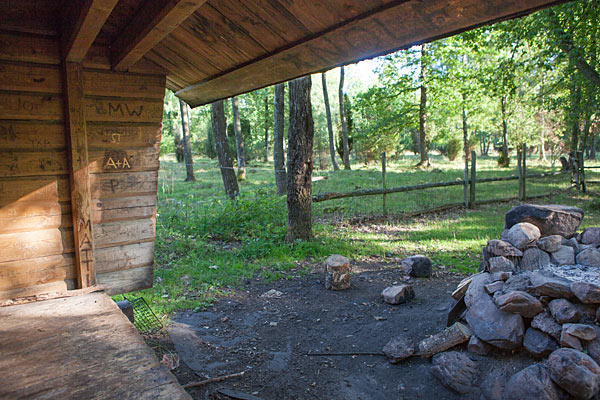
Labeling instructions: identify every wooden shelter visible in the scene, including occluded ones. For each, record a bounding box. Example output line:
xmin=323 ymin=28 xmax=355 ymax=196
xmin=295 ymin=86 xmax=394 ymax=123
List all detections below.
xmin=0 ymin=0 xmax=566 ymax=398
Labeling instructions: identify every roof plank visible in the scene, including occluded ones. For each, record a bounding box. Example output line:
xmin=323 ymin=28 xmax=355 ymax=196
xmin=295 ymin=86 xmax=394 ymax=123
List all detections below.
xmin=111 ymin=0 xmax=208 ymax=71
xmin=62 ymin=0 xmax=120 ymax=62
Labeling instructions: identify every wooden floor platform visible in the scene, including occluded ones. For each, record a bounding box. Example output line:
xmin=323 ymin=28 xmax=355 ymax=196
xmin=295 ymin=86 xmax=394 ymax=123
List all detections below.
xmin=0 ymin=292 xmax=191 ymax=399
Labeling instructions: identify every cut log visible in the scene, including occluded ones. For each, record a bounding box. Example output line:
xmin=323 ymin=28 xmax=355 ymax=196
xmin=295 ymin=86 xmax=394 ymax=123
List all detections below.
xmin=324 ymin=254 xmax=351 ymax=291
xmin=419 ymin=322 xmax=472 ymax=357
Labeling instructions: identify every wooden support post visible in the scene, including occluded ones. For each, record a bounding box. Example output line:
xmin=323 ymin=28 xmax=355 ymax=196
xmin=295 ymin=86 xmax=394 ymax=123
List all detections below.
xmin=521 ymin=143 xmax=526 ymax=200
xmin=469 ymin=151 xmax=476 ymax=208
xmin=381 ymin=152 xmax=387 ymax=216
xmin=578 ymin=151 xmax=586 ymax=193
xmin=463 ymin=157 xmax=469 ymax=208
xmin=517 ymin=149 xmax=523 ymax=201
xmin=63 ymin=62 xmax=96 ymax=288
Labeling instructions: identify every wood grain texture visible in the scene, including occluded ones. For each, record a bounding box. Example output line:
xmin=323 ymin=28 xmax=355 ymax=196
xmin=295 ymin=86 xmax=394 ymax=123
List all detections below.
xmin=0 ymin=253 xmax=76 ymax=291
xmin=175 ymin=0 xmax=566 ymax=106
xmin=0 ymin=92 xmax=63 ymax=121
xmin=0 ymin=150 xmax=69 ymax=178
xmin=95 ymin=242 xmax=154 ymax=274
xmin=0 ymin=121 xmax=65 ymax=150
xmin=96 ymin=265 xmax=154 ymax=294
xmin=90 ymin=171 xmax=159 ymax=198
xmin=0 ymin=228 xmax=74 ymax=264
xmin=62 ymin=0 xmax=120 ymax=62
xmin=85 ymin=98 xmax=164 ymax=123
xmin=87 ymin=124 xmax=162 ymax=148
xmin=83 ymin=70 xmax=166 ymax=99
xmin=94 ymin=218 xmax=156 ymax=248
xmin=0 ymin=293 xmax=191 ymax=398
xmin=93 ymin=195 xmax=157 ymax=224
xmin=0 ymin=176 xmax=70 ymax=206
xmin=0 ymin=32 xmax=60 ymax=65
xmin=63 ymin=62 xmax=96 ymax=288
xmin=112 ymin=0 xmax=209 ymax=71
xmin=0 ymin=62 xmax=62 ymax=94
xmin=0 ymin=280 xmax=73 ymax=302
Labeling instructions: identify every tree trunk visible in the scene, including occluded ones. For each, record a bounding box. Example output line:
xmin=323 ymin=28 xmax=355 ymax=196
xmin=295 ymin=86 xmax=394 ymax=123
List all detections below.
xmin=462 ymin=94 xmax=469 ymax=161
xmin=264 ymin=91 xmax=269 ymax=162
xmin=540 ymin=112 xmax=547 ymax=161
xmin=211 ymin=100 xmax=239 ymax=198
xmin=500 ymin=96 xmax=509 ymax=166
xmin=568 ymin=71 xmax=581 ymax=153
xmin=322 ymin=72 xmax=339 ymax=171
xmin=286 ymin=76 xmax=314 ymax=242
xmin=591 ymin=128 xmax=598 ymax=159
xmin=418 ymin=44 xmax=428 ymax=166
xmin=273 ymin=83 xmax=287 ymax=195
xmin=339 ymin=67 xmax=351 ymax=170
xmin=231 ymin=96 xmax=246 ymax=180
xmin=179 ymin=99 xmax=196 ymax=181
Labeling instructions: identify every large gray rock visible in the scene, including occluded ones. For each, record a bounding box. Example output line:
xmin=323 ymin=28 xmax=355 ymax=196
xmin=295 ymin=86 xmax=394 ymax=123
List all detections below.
xmin=503 ymin=222 xmax=541 ymax=249
xmin=488 ymin=256 xmax=515 ymax=273
xmin=551 ymin=246 xmax=575 ymax=266
xmin=577 ymin=247 xmax=600 ymax=267
xmin=485 ymin=239 xmax=523 ymax=257
xmin=520 ymin=247 xmax=552 ymax=270
xmin=581 ymin=227 xmax=600 ymax=245
xmin=571 ymin=281 xmax=600 ymax=304
xmin=480 ymin=369 xmax=508 ymax=400
xmin=504 ymin=364 xmax=567 ymax=400
xmin=523 ymin=328 xmax=559 ymax=358
xmin=494 ymin=290 xmax=543 ymax=318
xmin=562 ymin=323 xmax=597 ymax=341
xmin=467 ymin=335 xmax=493 ymax=356
xmin=548 ymin=348 xmax=600 ymax=399
xmin=401 ymin=255 xmax=432 ymax=278
xmin=537 ymin=235 xmax=563 ymax=253
xmin=531 ymin=311 xmax=563 ymax=340
xmin=382 ymin=336 xmax=415 ymax=363
xmin=430 ymin=351 xmax=478 ymax=394
xmin=549 ymin=298 xmax=580 ymax=324
xmin=505 ymin=204 xmax=584 ymax=238
xmin=529 ymin=271 xmax=573 ymax=298
xmin=465 ymin=273 xmax=524 ymax=350
xmin=381 ymin=284 xmax=414 ymax=305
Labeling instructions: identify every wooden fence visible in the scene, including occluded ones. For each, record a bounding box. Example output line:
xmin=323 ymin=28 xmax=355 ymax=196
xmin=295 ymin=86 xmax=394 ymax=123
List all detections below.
xmin=313 ymin=144 xmax=583 ymax=215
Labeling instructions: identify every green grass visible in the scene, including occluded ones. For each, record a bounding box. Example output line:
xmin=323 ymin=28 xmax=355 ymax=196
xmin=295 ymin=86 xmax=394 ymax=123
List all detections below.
xmin=124 ymin=153 xmax=600 ymax=320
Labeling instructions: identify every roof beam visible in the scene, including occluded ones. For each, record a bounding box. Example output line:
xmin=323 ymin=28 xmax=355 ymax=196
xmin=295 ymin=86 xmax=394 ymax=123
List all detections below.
xmin=62 ymin=0 xmax=119 ymax=62
xmin=111 ymin=0 xmax=208 ymax=71
xmin=175 ymin=0 xmax=567 ymax=107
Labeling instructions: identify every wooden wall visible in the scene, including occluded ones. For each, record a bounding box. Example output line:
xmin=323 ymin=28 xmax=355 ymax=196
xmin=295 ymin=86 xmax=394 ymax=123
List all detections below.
xmin=0 ymin=31 xmax=166 ymax=299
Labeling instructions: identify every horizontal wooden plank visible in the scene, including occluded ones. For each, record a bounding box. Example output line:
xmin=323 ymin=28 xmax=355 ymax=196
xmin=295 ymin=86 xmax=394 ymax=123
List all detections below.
xmin=0 ymin=200 xmax=69 ymax=220
xmin=0 ymin=150 xmax=68 ymax=178
xmin=87 ymin=124 xmax=162 ymax=148
xmin=90 ymin=171 xmax=159 ymax=198
xmin=0 ymin=253 xmax=76 ymax=291
xmin=95 ymin=242 xmax=154 ymax=274
xmin=93 ymin=195 xmax=157 ymax=224
xmin=83 ymin=70 xmax=166 ymax=99
xmin=85 ymin=98 xmax=163 ymax=123
xmin=0 ymin=176 xmax=70 ymax=206
xmin=0 ymin=92 xmax=63 ymax=121
xmin=0 ymin=32 xmax=60 ymax=65
xmin=0 ymin=280 xmax=74 ymax=301
xmin=0 ymin=62 xmax=62 ymax=94
xmin=0 ymin=1 xmax=60 ymax=36
xmin=0 ymin=211 xmax=72 ymax=235
xmin=96 ymin=265 xmax=154 ymax=295
xmin=88 ymin=146 xmax=160 ymax=173
xmin=0 ymin=121 xmax=65 ymax=150
xmin=84 ymin=44 xmax=169 ymax=75
xmin=94 ymin=218 xmax=155 ymax=248
xmin=0 ymin=228 xmax=74 ymax=263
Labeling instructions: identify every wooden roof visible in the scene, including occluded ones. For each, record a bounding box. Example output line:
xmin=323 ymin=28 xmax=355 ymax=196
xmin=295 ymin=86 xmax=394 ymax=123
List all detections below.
xmin=2 ymin=0 xmax=566 ymax=107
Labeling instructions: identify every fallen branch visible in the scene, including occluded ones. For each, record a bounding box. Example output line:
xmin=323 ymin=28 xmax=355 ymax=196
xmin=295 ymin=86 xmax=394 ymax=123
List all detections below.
xmin=182 ymin=370 xmax=246 ymax=389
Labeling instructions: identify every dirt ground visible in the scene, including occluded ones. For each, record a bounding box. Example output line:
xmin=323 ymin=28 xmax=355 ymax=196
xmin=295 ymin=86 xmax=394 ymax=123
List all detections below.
xmin=149 ymin=261 xmax=532 ymax=400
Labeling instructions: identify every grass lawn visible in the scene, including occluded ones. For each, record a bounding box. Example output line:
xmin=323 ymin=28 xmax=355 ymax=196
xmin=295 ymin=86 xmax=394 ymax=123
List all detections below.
xmin=122 ymin=154 xmax=600 ymax=320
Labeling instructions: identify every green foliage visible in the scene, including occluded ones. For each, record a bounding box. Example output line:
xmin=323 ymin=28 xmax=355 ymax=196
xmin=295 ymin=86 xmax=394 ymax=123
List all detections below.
xmin=446 ymin=137 xmax=462 ymax=161
xmin=497 ymin=152 xmax=511 ymax=167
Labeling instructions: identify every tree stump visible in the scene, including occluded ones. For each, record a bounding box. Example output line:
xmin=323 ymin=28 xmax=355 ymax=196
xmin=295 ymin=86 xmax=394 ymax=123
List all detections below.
xmin=324 ymin=255 xmax=351 ymax=290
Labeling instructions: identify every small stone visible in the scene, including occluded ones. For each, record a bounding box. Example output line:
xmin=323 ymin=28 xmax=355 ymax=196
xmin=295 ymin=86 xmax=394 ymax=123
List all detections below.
xmin=381 ymin=284 xmax=415 ymax=305
xmin=532 ymin=312 xmax=563 ymax=340
xmin=260 ymin=289 xmax=284 ymax=298
xmin=401 ymin=255 xmax=432 ymax=278
xmin=324 ymin=255 xmax=351 ymax=290
xmin=502 ymin=272 xmax=533 ymax=293
xmin=571 ymin=281 xmax=600 ymax=304
xmin=485 ymin=239 xmax=523 ymax=257
xmin=548 ymin=348 xmax=600 ymax=399
xmin=505 ymin=204 xmax=584 ymax=238
xmin=489 ymin=271 xmax=512 ymax=282
xmin=577 ymin=248 xmax=600 ymax=267
xmin=495 ymin=290 xmax=543 ymax=318
xmin=562 ymin=323 xmax=597 ymax=341
xmin=488 ymin=256 xmax=515 ymax=273
xmin=551 ymin=246 xmax=575 ymax=266
xmin=562 ymin=236 xmax=580 ymax=252
xmin=504 ymin=364 xmax=567 ymax=400
xmin=504 ymin=222 xmax=541 ymax=248
xmin=581 ymin=227 xmax=600 ymax=245
xmin=523 ymin=328 xmax=559 ymax=358
xmin=484 ymin=281 xmax=504 ymax=295
xmin=549 ymin=298 xmax=580 ymax=324
xmin=537 ymin=235 xmax=563 ymax=253
xmin=559 ymin=331 xmax=582 ymax=351
xmin=431 ymin=351 xmax=478 ymax=394
xmin=520 ymin=247 xmax=551 ymax=271
xmin=418 ymin=322 xmax=472 ymax=357
xmin=467 ymin=335 xmax=493 ymax=356
xmin=529 ymin=271 xmax=573 ymax=298
xmin=383 ymin=336 xmax=415 ymax=363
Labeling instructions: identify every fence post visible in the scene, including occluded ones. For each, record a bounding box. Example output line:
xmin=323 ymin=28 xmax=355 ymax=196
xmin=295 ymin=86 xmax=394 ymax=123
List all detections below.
xmin=381 ymin=152 xmax=387 ymax=216
xmin=469 ymin=151 xmax=476 ymax=208
xmin=463 ymin=155 xmax=469 ymax=208
xmin=578 ymin=151 xmax=586 ymax=193
xmin=522 ymin=143 xmax=527 ymax=200
xmin=517 ymin=148 xmax=523 ymax=200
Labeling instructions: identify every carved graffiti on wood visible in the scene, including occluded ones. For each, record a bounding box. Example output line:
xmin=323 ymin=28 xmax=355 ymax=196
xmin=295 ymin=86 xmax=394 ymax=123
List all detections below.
xmin=0 ymin=125 xmax=17 ymax=142
xmin=103 ymin=150 xmax=132 ymax=170
xmin=89 ymin=102 xmax=144 ymax=117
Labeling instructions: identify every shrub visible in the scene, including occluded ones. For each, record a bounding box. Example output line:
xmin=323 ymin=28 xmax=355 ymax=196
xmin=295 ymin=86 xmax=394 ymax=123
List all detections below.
xmin=447 ymin=137 xmax=461 ymax=161
xmin=497 ymin=152 xmax=510 ymax=167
